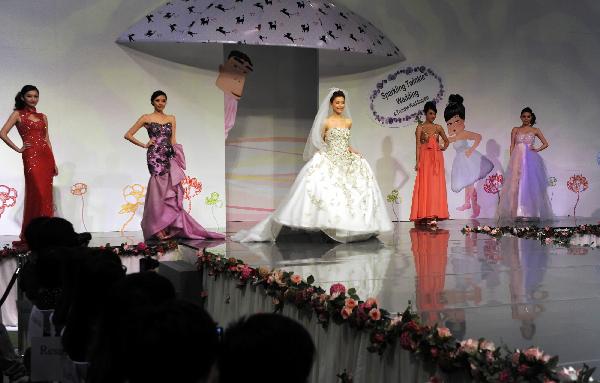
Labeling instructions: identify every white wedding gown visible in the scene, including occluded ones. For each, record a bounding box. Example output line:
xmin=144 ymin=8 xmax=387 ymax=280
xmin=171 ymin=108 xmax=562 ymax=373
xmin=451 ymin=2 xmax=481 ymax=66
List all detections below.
xmin=232 ymin=127 xmax=393 ymax=243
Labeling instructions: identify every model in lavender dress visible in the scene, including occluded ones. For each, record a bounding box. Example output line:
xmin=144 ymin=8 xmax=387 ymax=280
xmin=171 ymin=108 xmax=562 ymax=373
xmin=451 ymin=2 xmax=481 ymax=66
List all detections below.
xmin=497 ymin=107 xmax=552 ymax=223
xmin=124 ymin=90 xmax=224 ymax=241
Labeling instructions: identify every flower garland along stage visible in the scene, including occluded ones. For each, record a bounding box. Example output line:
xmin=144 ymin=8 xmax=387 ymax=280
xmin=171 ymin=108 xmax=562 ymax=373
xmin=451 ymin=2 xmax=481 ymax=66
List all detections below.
xmin=198 ymin=250 xmax=595 ymax=382
xmin=462 ymin=224 xmax=600 ymax=248
xmin=0 ymin=240 xmax=178 ymax=262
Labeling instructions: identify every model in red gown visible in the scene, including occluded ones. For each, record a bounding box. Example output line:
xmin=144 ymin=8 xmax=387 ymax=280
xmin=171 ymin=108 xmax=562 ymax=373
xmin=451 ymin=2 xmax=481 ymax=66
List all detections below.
xmin=15 ymin=108 xmax=56 ymax=240
xmin=1 ymin=86 xmax=56 ymax=245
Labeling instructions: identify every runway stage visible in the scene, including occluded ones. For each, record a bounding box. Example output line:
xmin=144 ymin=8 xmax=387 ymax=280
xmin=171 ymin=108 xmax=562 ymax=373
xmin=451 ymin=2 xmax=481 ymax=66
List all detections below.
xmin=1 ymin=218 xmax=599 ymax=371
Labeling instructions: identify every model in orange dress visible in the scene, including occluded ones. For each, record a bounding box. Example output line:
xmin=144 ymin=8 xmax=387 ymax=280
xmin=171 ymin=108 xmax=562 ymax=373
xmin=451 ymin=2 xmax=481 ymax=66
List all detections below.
xmin=0 ymin=85 xmax=57 ymax=246
xmin=410 ymin=101 xmax=449 ymax=225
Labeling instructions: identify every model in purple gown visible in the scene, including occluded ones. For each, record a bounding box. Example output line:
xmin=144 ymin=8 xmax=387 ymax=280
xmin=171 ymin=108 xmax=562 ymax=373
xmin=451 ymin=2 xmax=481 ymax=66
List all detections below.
xmin=497 ymin=107 xmax=552 ymax=223
xmin=124 ymin=90 xmax=224 ymax=241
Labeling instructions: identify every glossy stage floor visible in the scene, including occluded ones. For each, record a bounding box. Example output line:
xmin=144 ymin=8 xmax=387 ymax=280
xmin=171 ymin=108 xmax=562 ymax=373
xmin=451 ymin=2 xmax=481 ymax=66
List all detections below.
xmin=226 ymin=218 xmax=600 ymax=370
xmin=1 ymin=218 xmax=599 ymax=370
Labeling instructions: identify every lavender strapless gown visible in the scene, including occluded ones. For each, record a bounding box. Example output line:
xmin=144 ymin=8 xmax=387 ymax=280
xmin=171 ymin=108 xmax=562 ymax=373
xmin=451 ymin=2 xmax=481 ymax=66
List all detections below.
xmin=140 ymin=122 xmax=224 ymax=240
xmin=497 ymin=132 xmax=552 ymax=223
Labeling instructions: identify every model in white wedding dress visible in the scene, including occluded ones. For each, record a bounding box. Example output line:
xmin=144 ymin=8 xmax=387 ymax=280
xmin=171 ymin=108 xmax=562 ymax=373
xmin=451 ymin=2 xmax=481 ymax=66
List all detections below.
xmin=231 ymin=88 xmax=392 ymax=243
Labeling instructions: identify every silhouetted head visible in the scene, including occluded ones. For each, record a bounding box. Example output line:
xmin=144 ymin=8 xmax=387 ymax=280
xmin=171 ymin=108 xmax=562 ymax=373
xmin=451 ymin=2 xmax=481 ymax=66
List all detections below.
xmin=218 ymin=313 xmax=315 ymax=383
xmin=88 ymin=273 xmax=177 ymax=383
xmin=24 ymin=217 xmax=89 ymax=253
xmin=122 ymin=300 xmax=218 ymax=383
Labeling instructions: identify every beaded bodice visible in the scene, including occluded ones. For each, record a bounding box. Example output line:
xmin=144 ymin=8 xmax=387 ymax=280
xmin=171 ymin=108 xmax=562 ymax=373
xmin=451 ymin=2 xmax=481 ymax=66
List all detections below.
xmin=16 ymin=108 xmax=54 ymax=174
xmin=324 ymin=127 xmax=355 ymax=167
xmin=17 ymin=109 xmax=48 ymax=148
xmin=145 ymin=122 xmax=174 ymax=176
xmin=516 ymin=132 xmax=535 ymax=146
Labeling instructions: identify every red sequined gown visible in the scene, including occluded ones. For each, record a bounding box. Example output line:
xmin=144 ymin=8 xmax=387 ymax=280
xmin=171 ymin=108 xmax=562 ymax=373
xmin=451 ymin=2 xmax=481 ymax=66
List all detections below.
xmin=16 ymin=108 xmax=56 ymax=239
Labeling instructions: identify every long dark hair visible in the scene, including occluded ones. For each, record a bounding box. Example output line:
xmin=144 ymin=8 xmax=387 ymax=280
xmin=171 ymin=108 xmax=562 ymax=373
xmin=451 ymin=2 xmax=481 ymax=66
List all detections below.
xmin=521 ymin=107 xmax=536 ymax=125
xmin=14 ymin=85 xmax=39 ymax=110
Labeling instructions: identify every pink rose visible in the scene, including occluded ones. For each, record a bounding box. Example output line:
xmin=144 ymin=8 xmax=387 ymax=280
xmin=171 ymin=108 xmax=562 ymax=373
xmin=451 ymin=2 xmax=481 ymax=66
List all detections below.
xmin=123 ymin=244 xmax=130 ymax=250
xmin=341 ymin=306 xmax=353 ymax=319
xmin=524 ymin=347 xmax=544 ymax=361
xmin=368 ymin=308 xmax=381 ymax=321
xmin=437 ymin=326 xmax=452 ymax=338
xmin=459 ymin=339 xmax=478 ymax=354
xmin=290 ymin=274 xmax=302 ymax=285
xmin=345 ymin=297 xmax=358 ymax=309
xmin=479 ymin=340 xmax=496 ymax=352
xmin=113 ymin=248 xmax=120 ymax=254
xmin=330 ymin=283 xmax=346 ymax=295
xmin=430 ymin=347 xmax=439 ymax=358
xmin=364 ymin=297 xmax=378 ymax=310
xmin=545 ymin=237 xmax=553 ymax=244
xmin=240 ymin=265 xmax=253 ymax=280
xmin=136 ymin=242 xmax=148 ymax=251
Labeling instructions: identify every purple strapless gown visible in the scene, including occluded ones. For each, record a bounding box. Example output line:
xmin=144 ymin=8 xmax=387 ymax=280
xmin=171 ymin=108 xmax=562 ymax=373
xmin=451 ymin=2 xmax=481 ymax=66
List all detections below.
xmin=497 ymin=132 xmax=553 ymax=223
xmin=140 ymin=122 xmax=224 ymax=240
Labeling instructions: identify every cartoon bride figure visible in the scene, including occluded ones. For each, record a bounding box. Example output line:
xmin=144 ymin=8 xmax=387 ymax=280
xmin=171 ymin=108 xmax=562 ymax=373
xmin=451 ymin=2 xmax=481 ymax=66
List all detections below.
xmin=444 ymin=94 xmax=493 ymax=218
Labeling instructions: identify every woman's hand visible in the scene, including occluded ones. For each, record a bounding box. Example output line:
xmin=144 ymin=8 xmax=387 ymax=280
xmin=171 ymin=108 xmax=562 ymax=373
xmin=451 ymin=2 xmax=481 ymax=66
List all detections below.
xmin=54 ymin=165 xmax=59 ymax=176
xmin=465 ymin=148 xmax=474 ymax=157
xmin=414 ymin=164 xmax=419 ymax=171
xmin=18 ymin=143 xmax=31 ymax=153
xmin=145 ymin=138 xmax=156 ymax=148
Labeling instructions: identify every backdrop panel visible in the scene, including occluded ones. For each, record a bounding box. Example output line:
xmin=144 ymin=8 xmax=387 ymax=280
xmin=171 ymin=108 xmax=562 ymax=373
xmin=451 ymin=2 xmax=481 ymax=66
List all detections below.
xmin=0 ymin=0 xmax=225 ymax=235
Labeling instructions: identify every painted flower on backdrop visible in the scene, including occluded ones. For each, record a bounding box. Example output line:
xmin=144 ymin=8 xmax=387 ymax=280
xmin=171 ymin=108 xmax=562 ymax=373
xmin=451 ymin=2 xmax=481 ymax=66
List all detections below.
xmin=181 ymin=176 xmax=202 ymax=213
xmin=70 ymin=182 xmax=89 ymax=231
xmin=0 ymin=185 xmax=18 ymax=219
xmin=567 ymin=174 xmax=588 ymax=222
xmin=483 ymin=173 xmax=504 ymax=195
xmin=567 ymin=174 xmax=589 ymax=193
xmin=205 ymin=191 xmax=224 ymax=231
xmin=119 ymin=184 xmax=146 ymax=233
xmin=386 ymin=189 xmax=401 ymax=221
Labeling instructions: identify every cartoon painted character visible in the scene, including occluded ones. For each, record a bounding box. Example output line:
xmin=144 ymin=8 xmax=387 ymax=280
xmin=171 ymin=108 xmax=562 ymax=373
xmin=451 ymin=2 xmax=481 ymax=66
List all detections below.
xmin=215 ymin=50 xmax=253 ymax=139
xmin=444 ymin=94 xmax=493 ymax=218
